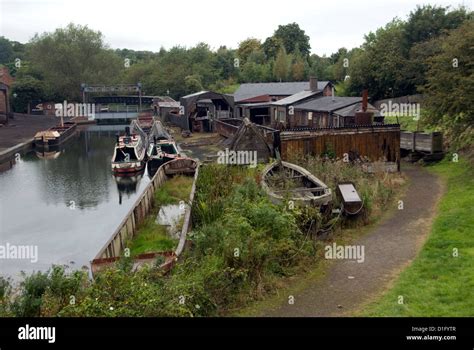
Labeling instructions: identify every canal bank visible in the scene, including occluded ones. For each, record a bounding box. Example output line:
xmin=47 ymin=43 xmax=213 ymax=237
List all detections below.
xmin=0 ymin=114 xmax=61 ymax=152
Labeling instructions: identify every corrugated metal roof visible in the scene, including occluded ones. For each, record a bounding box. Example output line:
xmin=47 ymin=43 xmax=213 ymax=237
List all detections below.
xmin=294 ymin=96 xmax=362 ymax=112
xmin=272 ymin=90 xmax=321 ymax=106
xmin=233 ymin=81 xmax=330 ymax=102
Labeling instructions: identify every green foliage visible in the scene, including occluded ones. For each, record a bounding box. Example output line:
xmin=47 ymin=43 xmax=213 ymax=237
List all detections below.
xmin=237 ymin=38 xmax=262 ymax=65
xmin=346 ymin=6 xmax=472 ymax=100
xmin=27 ymin=23 xmax=122 ymax=101
xmin=0 ymin=37 xmax=14 ymax=64
xmin=9 ymin=266 xmax=88 ymax=317
xmin=11 ymin=271 xmax=50 ymax=317
xmin=420 ymin=20 xmax=474 ymax=150
xmin=10 ymin=76 xmax=45 ymax=113
xmin=273 ymin=46 xmax=290 ymax=81
xmin=265 ymin=23 xmax=311 ymax=58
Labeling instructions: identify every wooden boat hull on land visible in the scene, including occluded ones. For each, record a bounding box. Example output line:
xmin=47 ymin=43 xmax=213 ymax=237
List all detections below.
xmin=162 ymin=158 xmax=198 ymax=176
xmin=261 ymin=160 xmax=332 ymax=206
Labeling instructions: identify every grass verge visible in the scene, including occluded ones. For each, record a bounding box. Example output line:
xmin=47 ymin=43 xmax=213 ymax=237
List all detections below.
xmin=128 ymin=175 xmax=194 ymax=256
xmin=359 ymin=159 xmax=474 ymax=316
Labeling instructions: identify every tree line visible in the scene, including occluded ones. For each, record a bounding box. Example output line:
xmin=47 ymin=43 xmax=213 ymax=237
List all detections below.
xmin=0 ymin=4 xmax=472 ymax=145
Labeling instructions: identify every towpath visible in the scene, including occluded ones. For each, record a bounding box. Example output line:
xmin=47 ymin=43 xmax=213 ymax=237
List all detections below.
xmin=0 ymin=114 xmax=59 ymax=152
xmin=262 ymin=165 xmax=444 ymax=316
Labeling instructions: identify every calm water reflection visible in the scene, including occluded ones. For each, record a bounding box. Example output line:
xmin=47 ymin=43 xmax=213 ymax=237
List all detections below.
xmin=0 ymin=126 xmax=150 ymax=280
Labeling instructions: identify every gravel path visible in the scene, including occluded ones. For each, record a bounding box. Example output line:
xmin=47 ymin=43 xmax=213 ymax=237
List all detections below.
xmin=263 ymin=165 xmax=444 ymax=317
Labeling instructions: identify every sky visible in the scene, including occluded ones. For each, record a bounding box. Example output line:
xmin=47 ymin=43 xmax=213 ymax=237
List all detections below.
xmin=0 ymin=0 xmax=471 ymax=56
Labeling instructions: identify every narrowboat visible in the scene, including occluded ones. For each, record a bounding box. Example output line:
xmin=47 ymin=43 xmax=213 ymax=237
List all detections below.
xmin=33 ymin=122 xmax=77 ymax=148
xmin=111 ymin=120 xmax=147 ymax=174
xmin=146 ymin=121 xmax=180 ymax=175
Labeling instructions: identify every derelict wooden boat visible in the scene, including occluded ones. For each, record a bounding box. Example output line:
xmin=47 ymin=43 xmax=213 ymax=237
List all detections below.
xmin=162 ymin=157 xmax=198 ymax=176
xmin=33 ymin=122 xmax=77 ymax=148
xmin=261 ymin=160 xmax=332 ymax=206
xmin=137 ymin=113 xmax=154 ymax=134
xmin=146 ymin=121 xmax=181 ymax=174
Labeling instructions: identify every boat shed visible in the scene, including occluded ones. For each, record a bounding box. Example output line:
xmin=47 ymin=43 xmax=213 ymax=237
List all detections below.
xmin=179 ymin=91 xmax=234 ymax=132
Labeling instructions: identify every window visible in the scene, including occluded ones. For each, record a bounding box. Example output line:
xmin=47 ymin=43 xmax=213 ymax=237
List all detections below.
xmin=278 ymin=110 xmax=285 ymax=122
xmin=308 ymin=112 xmax=313 ymax=120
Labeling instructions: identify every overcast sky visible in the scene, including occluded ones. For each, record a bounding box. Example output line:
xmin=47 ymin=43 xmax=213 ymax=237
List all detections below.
xmin=0 ymin=0 xmax=471 ymax=56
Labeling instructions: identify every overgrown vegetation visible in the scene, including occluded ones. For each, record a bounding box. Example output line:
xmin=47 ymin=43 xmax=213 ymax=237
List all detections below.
xmin=289 ymin=156 xmax=406 ymax=222
xmin=0 ymin=161 xmax=405 ymax=317
xmin=360 ymin=159 xmax=474 ymax=316
xmin=128 ymin=175 xmax=194 ymax=256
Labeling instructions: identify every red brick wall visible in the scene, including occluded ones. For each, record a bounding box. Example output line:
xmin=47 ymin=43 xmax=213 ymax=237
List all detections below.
xmin=0 ymin=90 xmax=7 ymax=113
xmin=0 ymin=67 xmax=14 ymax=87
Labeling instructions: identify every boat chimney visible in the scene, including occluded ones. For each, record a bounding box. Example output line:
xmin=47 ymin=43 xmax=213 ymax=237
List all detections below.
xmin=309 ymin=76 xmax=318 ymax=92
xmin=125 ymin=126 xmax=130 ymax=136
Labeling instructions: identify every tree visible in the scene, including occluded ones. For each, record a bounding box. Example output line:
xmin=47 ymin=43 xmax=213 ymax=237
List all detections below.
xmin=290 ymin=47 xmax=306 ymax=81
xmin=264 ymin=23 xmax=311 ymax=58
xmin=308 ymin=54 xmax=332 ymax=81
xmin=404 ymin=5 xmax=470 ymax=49
xmin=273 ymin=46 xmax=289 ymax=81
xmin=28 ymin=23 xmax=122 ymax=101
xmin=184 ymin=74 xmax=203 ymax=93
xmin=215 ymin=46 xmax=238 ymax=80
xmin=237 ymin=38 xmax=261 ymax=65
xmin=346 ymin=20 xmax=410 ymax=99
xmin=262 ymin=36 xmax=283 ymax=60
xmin=422 ymin=20 xmax=474 ymax=122
xmin=0 ymin=37 xmax=14 ymax=64
xmin=10 ymin=76 xmax=45 ymax=113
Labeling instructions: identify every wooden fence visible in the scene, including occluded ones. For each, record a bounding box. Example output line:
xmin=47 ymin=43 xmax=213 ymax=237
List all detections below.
xmin=280 ymin=124 xmax=401 ymax=165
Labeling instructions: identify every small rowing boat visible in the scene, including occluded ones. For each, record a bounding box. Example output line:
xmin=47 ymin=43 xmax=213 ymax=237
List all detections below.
xmin=162 ymin=157 xmax=198 ymax=176
xmin=261 ymin=160 xmax=332 ymax=206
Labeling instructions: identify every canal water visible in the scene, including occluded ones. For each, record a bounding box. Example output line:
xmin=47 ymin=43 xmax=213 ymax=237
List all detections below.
xmin=0 ymin=126 xmax=151 ymax=280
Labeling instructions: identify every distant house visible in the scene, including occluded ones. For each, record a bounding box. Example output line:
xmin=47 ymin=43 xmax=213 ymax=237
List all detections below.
xmin=282 ymin=88 xmax=382 ymax=129
xmin=152 ymin=96 xmax=180 ymax=120
xmin=290 ymin=96 xmax=363 ymax=129
xmin=234 ymin=77 xmax=333 ymax=126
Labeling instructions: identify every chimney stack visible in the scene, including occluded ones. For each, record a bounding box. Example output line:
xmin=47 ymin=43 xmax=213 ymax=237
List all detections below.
xmin=362 ymin=89 xmax=368 ymax=112
xmin=309 ymin=76 xmax=318 ymax=92
xmin=355 ymin=89 xmax=373 ymax=125
xmin=332 ymin=87 xmax=335 ymax=101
